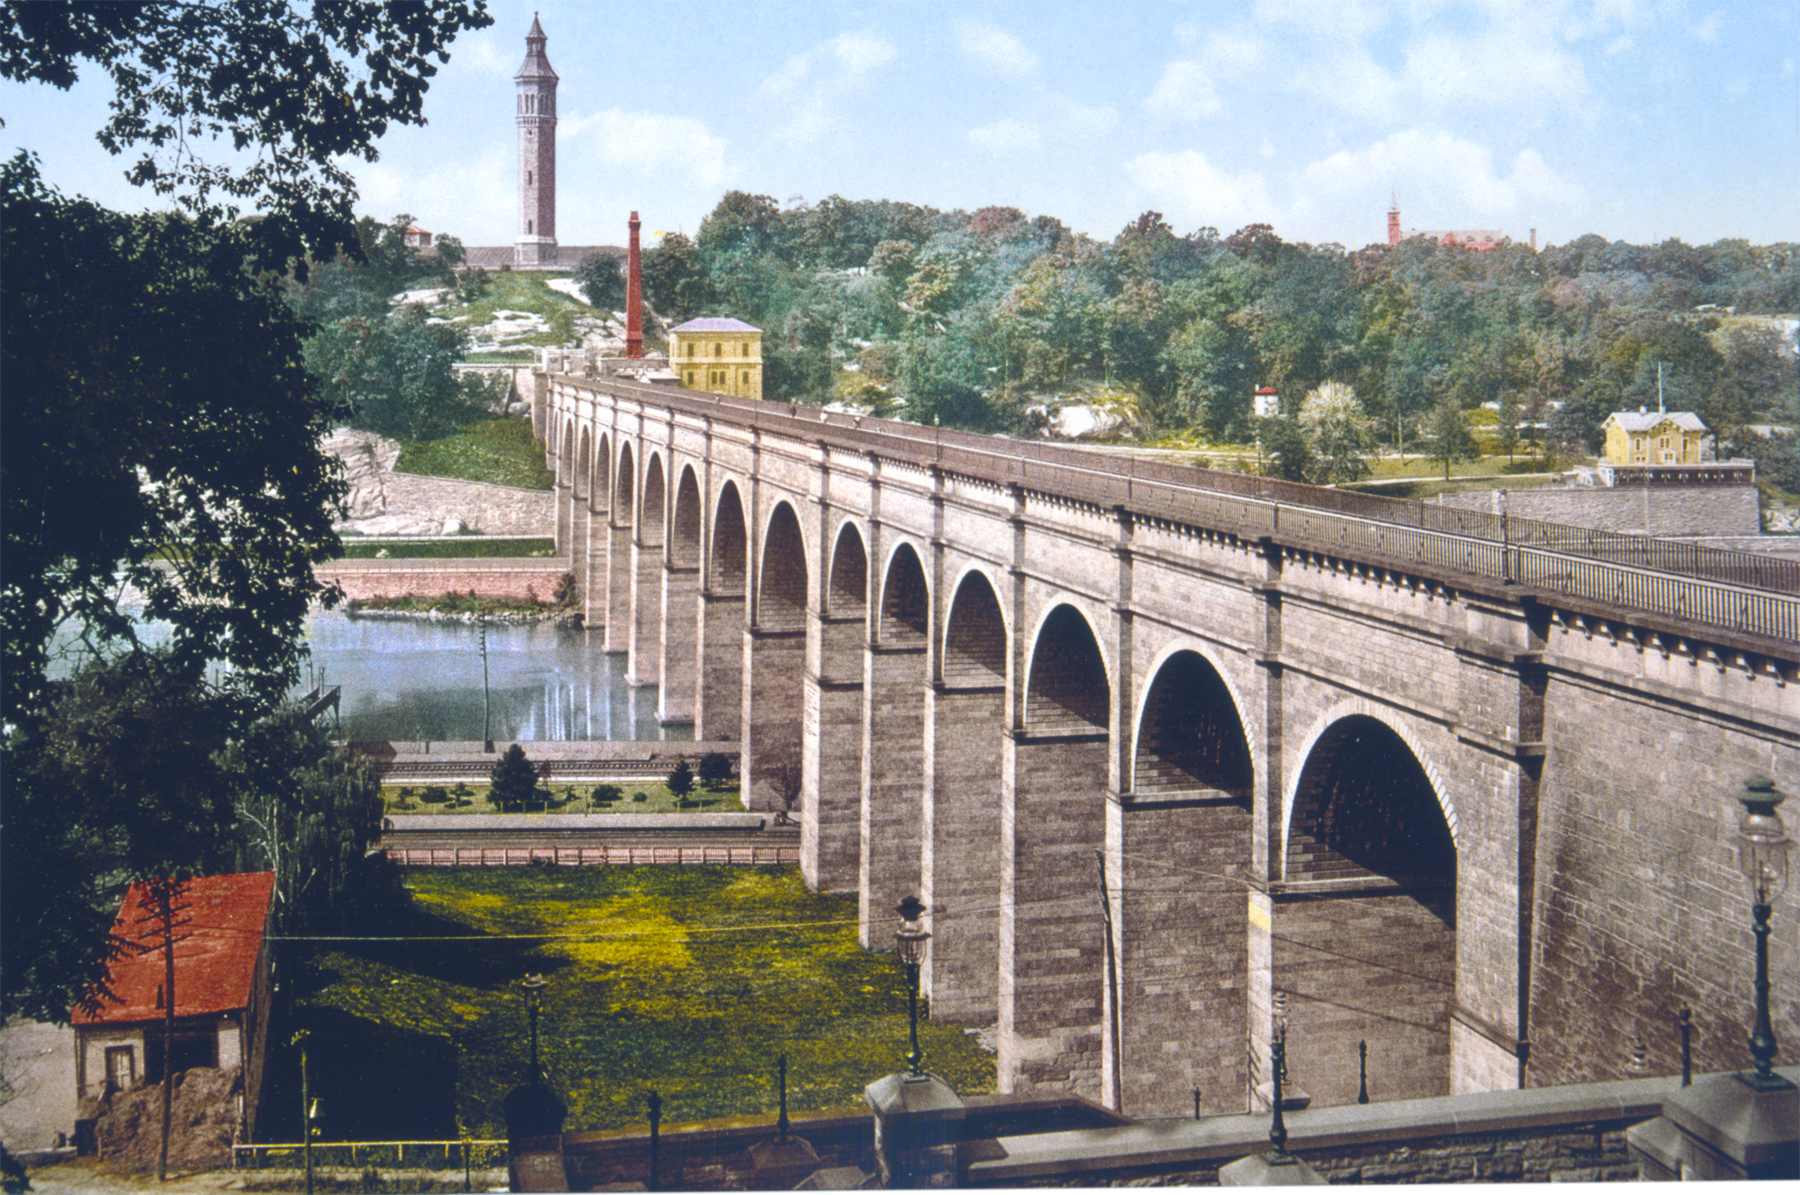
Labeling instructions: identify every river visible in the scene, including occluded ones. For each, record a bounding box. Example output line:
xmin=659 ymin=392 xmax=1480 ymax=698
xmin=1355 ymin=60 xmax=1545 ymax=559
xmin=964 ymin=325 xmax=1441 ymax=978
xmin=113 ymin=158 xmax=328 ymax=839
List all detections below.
xmin=303 ymin=610 xmax=688 ymax=743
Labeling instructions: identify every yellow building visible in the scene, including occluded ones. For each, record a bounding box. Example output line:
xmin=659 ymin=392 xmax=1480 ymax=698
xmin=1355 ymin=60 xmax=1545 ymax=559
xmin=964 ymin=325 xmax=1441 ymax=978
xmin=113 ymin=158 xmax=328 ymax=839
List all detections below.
xmin=669 ymin=318 xmax=762 ymax=400
xmin=1600 ymin=410 xmax=1709 ymax=465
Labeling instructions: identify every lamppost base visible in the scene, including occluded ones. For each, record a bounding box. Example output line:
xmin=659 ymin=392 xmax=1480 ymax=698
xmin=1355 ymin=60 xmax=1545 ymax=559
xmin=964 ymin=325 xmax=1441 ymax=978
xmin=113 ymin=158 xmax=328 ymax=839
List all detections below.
xmin=1220 ymin=1149 xmax=1327 ymax=1185
xmin=1632 ymin=1068 xmax=1800 ymax=1180
xmin=865 ymin=1072 xmax=965 ymax=1188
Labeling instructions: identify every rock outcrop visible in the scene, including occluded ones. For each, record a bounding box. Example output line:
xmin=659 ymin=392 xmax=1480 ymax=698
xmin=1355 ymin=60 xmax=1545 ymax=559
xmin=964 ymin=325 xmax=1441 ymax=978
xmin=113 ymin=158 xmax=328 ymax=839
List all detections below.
xmin=91 ymin=1067 xmax=240 ymax=1174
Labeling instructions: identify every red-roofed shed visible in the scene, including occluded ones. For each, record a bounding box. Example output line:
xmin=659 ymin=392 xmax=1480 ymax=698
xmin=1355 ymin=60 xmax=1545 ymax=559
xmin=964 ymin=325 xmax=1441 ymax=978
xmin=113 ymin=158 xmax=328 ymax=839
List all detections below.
xmin=73 ymin=873 xmax=277 ymax=1143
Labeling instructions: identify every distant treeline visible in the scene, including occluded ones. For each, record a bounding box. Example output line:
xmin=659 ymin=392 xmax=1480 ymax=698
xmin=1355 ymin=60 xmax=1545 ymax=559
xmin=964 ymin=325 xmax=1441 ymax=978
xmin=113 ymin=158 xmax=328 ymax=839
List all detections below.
xmin=638 ymin=193 xmax=1798 ymax=483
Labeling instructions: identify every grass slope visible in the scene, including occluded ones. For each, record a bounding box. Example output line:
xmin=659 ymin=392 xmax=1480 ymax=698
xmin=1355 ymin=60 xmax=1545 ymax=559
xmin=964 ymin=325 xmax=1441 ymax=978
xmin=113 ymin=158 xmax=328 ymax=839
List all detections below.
xmin=395 ymin=417 xmax=557 ymax=490
xmin=383 ymin=781 xmax=745 ymax=816
xmin=296 ymin=868 xmax=995 ymax=1138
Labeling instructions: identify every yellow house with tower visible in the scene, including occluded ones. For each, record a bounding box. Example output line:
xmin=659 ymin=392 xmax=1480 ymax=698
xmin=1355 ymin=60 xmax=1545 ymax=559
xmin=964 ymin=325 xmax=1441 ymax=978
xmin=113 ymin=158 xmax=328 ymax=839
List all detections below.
xmin=669 ymin=318 xmax=763 ymax=400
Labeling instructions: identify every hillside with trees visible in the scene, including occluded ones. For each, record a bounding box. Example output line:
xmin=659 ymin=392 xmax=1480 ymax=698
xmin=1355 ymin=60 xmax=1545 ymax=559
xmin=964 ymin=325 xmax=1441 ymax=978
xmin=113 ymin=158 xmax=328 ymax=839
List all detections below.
xmin=643 ymin=192 xmax=1798 ymax=492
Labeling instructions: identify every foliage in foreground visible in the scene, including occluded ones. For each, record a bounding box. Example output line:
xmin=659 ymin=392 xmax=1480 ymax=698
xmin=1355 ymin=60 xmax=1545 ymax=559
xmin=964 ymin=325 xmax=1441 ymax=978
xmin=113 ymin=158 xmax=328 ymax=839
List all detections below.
xmin=293 ymin=867 xmax=996 ymax=1139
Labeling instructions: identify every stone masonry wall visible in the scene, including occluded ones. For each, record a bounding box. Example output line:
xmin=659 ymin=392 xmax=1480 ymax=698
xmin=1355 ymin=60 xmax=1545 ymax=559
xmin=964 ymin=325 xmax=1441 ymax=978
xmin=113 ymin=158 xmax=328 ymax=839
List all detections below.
xmin=1433 ymin=484 xmax=1760 ymax=537
xmin=316 ymin=560 xmax=572 ymax=602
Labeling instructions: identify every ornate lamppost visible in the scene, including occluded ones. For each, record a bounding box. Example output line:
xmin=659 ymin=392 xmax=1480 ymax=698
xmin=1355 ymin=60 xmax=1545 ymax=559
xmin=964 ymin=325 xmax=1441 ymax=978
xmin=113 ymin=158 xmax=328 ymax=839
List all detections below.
xmin=895 ymin=895 xmax=931 ymax=1076
xmin=1736 ymin=776 xmax=1793 ymax=1092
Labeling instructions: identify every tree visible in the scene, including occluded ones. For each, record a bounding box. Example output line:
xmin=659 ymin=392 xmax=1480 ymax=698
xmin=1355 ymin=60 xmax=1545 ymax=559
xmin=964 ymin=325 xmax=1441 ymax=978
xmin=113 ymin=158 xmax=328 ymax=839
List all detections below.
xmin=640 ymin=231 xmax=706 ymax=323
xmin=488 ymin=744 xmax=538 ymax=813
xmin=760 ymin=752 xmax=804 ymax=825
xmin=2 ymin=155 xmax=346 ymax=730
xmin=2 ymin=654 xmax=240 ymax=1023
xmin=574 ymin=252 xmax=626 ymax=311
xmin=1298 ymin=382 xmax=1373 ymax=485
xmin=305 ymin=303 xmax=492 ymax=439
xmin=1422 ymin=399 xmax=1481 ymax=480
xmin=667 ymin=760 xmax=696 ymax=798
xmin=0 ymin=0 xmax=495 ymax=269
xmin=1257 ymin=416 xmax=1315 ymax=483
xmin=697 ymin=752 xmax=734 ymax=790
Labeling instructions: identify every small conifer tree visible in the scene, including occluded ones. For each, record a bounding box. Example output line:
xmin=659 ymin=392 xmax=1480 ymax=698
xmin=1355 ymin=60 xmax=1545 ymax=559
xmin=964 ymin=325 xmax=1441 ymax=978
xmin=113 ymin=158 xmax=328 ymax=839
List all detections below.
xmin=489 ymin=743 xmax=538 ymax=812
xmin=667 ymin=760 xmax=696 ymax=798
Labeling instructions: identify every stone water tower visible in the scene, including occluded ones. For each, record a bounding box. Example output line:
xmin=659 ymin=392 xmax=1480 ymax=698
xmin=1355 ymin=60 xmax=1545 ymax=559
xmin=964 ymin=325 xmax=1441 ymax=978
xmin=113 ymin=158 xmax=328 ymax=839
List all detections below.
xmin=515 ymin=14 xmax=558 ymax=268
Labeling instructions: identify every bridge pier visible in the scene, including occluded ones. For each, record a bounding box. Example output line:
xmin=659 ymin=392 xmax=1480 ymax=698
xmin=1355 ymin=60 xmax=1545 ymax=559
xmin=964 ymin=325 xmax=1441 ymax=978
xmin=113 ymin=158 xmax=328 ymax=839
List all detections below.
xmin=626 ymin=534 xmax=663 ymax=685
xmin=741 ymin=626 xmax=805 ymax=812
xmin=693 ymin=592 xmax=744 ymax=742
xmin=858 ymin=646 xmax=927 ymax=946
xmin=921 ymin=684 xmax=1004 ymax=1024
xmin=802 ymin=613 xmax=864 ymax=893
xmin=998 ymin=731 xmax=1108 ymax=1101
xmin=1105 ymin=792 xmax=1253 ymax=1118
xmin=656 ymin=565 xmax=699 ymax=724
xmin=602 ymin=514 xmax=631 ymax=652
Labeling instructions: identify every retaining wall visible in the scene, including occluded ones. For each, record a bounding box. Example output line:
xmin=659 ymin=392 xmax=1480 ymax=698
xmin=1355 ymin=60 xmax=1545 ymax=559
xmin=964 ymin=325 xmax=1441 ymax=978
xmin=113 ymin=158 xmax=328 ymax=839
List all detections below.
xmin=1433 ymin=484 xmax=1761 ymax=537
xmin=316 ymin=559 xmax=571 ymax=602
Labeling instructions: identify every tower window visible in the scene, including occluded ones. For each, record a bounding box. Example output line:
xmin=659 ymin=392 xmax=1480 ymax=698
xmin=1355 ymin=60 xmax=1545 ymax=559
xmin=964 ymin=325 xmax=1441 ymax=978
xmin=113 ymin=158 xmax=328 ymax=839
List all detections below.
xmin=526 ymin=171 xmax=533 ymax=185
xmin=528 ymin=220 xmax=533 ymax=234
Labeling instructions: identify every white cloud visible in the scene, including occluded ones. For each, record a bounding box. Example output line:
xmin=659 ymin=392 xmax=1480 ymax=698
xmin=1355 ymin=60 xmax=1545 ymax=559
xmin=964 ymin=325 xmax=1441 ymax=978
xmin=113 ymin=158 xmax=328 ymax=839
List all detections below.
xmin=1404 ymin=27 xmax=1589 ymax=111
xmin=1606 ymin=35 xmax=1634 ymax=54
xmin=955 ymin=20 xmax=1038 ymax=79
xmin=1048 ymin=96 xmax=1119 ymax=139
xmin=446 ymin=31 xmax=518 ymax=77
xmin=1292 ymin=130 xmax=1580 ymax=233
xmin=562 ymin=109 xmax=730 ymax=188
xmin=1293 ymin=51 xmax=1404 ymax=123
xmin=1125 ymin=150 xmax=1271 ymax=229
xmin=1688 ymin=13 xmax=1723 ymax=42
xmin=1145 ymin=60 xmax=1222 ymax=121
xmin=1253 ymin=0 xmax=1394 ymax=40
xmin=757 ymin=32 xmax=898 ymax=141
xmin=969 ymin=118 xmax=1042 ymax=152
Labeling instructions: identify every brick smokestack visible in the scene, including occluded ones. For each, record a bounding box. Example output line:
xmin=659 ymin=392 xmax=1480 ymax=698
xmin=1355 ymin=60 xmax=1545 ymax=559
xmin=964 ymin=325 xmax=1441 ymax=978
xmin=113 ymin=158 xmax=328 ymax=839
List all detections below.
xmin=626 ymin=211 xmax=644 ymax=359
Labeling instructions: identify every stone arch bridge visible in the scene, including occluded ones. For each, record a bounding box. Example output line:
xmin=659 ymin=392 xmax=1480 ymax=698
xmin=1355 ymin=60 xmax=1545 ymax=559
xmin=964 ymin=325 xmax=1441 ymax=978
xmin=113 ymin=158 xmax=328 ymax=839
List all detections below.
xmin=530 ymin=360 xmax=1799 ymax=1118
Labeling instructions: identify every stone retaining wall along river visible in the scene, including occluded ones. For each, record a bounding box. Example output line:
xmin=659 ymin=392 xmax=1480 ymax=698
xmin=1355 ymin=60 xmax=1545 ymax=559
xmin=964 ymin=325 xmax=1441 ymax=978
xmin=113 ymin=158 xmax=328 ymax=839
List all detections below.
xmin=316 ymin=558 xmax=573 ymax=602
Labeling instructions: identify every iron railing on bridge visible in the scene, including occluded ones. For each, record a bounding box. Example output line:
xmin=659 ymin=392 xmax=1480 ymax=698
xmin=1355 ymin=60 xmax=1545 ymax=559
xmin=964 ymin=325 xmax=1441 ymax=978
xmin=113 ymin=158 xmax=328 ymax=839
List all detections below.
xmin=546 ymin=372 xmax=1800 ymax=645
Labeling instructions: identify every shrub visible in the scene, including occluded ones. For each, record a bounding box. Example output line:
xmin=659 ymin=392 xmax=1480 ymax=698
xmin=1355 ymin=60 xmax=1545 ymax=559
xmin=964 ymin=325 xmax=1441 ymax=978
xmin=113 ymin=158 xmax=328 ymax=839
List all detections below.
xmin=632 ymin=791 xmax=648 ymax=803
xmin=667 ymin=760 xmax=695 ymax=797
xmin=592 ymin=783 xmax=623 ymax=804
xmin=419 ymin=786 xmax=449 ymax=804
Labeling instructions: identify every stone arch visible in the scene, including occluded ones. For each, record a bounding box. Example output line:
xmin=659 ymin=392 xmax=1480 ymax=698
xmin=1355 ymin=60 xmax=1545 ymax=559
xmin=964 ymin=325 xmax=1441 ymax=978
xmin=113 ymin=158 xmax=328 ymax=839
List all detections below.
xmin=614 ymin=441 xmax=637 ymax=524
xmin=1025 ymin=603 xmax=1110 ymax=734
xmin=671 ymin=464 xmax=702 ymax=570
xmin=1281 ymin=700 xmax=1459 ymax=867
xmin=574 ymin=426 xmax=591 ymax=502
xmin=1131 ymin=648 xmax=1253 ymax=798
xmin=641 ymin=452 xmax=666 ymax=547
xmin=1112 ymin=644 xmax=1257 ymax=1117
xmin=828 ymin=521 xmax=868 ymax=619
xmin=1273 ymin=707 xmax=1458 ymax=1106
xmin=941 ymin=568 xmax=1007 ymax=687
xmin=559 ymin=418 xmax=575 ymax=485
xmin=757 ymin=501 xmax=808 ymax=632
xmin=593 ymin=432 xmax=611 ymax=511
xmin=878 ymin=542 xmax=930 ymax=647
xmin=709 ymin=480 xmax=747 ymax=595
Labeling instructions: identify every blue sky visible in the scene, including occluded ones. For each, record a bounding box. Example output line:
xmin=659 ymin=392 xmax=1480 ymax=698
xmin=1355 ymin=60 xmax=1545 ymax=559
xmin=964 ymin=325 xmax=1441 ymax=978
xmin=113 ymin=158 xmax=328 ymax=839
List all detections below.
xmin=3 ymin=0 xmax=1796 ymax=252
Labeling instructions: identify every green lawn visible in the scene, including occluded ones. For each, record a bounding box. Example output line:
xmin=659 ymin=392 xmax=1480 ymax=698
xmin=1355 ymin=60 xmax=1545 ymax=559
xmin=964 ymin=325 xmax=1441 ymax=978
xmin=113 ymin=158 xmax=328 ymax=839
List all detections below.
xmin=294 ymin=867 xmax=996 ymax=1138
xmin=384 ymin=781 xmax=746 ymax=816
xmin=395 ymin=417 xmax=556 ymax=490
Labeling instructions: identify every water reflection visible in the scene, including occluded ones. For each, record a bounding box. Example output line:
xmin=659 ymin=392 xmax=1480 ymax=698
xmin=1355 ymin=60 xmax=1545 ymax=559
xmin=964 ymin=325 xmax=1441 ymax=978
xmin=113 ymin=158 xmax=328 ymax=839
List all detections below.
xmin=305 ymin=610 xmax=688 ymax=743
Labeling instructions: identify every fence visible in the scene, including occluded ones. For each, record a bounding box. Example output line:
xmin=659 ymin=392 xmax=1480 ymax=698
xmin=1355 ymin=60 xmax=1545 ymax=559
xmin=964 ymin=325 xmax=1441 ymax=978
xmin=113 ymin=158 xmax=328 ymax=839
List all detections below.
xmin=233 ymin=1138 xmax=507 ymax=1171
xmin=550 ymin=374 xmax=1800 ymax=644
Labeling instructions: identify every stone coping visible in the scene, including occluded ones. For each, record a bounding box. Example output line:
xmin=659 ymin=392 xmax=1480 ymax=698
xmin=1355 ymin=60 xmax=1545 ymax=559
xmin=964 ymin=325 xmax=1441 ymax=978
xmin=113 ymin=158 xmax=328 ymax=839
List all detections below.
xmin=963 ymin=1068 xmax=1799 ymax=1183
xmin=385 ymin=812 xmax=771 ymax=833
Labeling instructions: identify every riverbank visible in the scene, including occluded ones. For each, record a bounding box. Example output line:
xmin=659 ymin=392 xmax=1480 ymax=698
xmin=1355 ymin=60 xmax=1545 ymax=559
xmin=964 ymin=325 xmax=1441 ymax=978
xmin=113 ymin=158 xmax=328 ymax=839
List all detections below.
xmin=344 ymin=603 xmax=580 ymax=626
